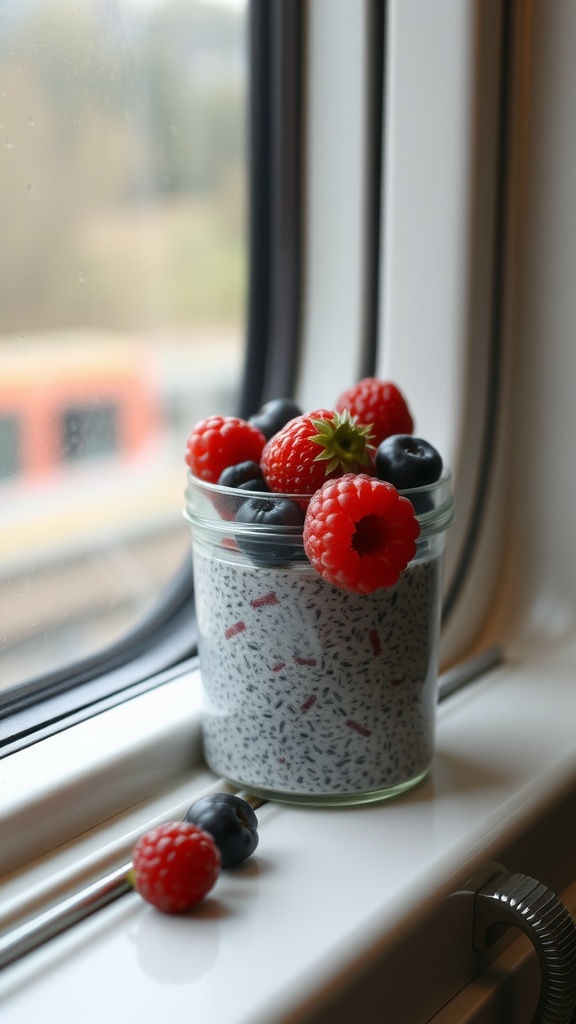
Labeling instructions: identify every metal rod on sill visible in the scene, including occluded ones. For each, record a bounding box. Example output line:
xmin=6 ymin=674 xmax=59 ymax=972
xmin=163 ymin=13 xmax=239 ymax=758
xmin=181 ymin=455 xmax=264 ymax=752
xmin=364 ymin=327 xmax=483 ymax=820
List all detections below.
xmin=0 ymin=862 xmax=133 ymax=971
xmin=438 ymin=645 xmax=504 ymax=702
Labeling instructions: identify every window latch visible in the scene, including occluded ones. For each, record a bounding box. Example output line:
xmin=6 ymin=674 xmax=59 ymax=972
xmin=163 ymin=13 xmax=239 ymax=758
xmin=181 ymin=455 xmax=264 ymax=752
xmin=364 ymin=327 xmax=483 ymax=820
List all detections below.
xmin=453 ymin=861 xmax=576 ymax=1023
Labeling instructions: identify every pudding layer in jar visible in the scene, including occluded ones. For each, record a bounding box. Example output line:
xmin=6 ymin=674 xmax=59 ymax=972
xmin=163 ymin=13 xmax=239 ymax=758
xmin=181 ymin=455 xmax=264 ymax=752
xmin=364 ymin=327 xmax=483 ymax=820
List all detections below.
xmin=186 ymin=471 xmax=454 ymax=805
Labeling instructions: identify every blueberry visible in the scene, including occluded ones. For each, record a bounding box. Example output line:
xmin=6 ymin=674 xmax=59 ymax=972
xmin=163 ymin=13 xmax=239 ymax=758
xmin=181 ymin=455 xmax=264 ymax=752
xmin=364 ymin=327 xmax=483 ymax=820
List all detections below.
xmin=185 ymin=793 xmax=259 ymax=868
xmin=218 ymin=461 xmax=266 ymax=489
xmin=235 ymin=495 xmax=306 ymax=564
xmin=238 ymin=478 xmax=270 ymax=492
xmin=249 ymin=398 xmax=302 ymax=440
xmin=375 ymin=434 xmax=443 ymax=490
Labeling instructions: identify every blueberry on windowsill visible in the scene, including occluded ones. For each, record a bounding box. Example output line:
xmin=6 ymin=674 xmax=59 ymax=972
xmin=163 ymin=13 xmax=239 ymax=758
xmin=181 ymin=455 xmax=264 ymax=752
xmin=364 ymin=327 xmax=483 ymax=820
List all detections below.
xmin=184 ymin=793 xmax=259 ymax=868
xmin=249 ymin=397 xmax=303 ymax=440
xmin=235 ymin=494 xmax=306 ymax=564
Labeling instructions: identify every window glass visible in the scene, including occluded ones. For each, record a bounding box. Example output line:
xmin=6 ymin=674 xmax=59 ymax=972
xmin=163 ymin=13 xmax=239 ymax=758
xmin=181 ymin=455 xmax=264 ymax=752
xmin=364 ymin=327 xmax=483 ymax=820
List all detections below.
xmin=0 ymin=0 xmax=248 ymax=691
xmin=0 ymin=414 xmax=21 ymax=479
xmin=61 ymin=403 xmax=119 ymax=462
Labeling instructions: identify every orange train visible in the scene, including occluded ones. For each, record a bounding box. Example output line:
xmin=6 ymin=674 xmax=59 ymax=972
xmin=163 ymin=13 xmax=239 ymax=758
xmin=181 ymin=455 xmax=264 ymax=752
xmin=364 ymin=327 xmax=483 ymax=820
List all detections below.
xmin=0 ymin=331 xmax=239 ymax=572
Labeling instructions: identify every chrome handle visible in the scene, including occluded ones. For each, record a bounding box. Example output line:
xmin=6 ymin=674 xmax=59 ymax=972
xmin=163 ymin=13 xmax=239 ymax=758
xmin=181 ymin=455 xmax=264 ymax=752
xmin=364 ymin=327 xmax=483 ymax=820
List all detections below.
xmin=458 ymin=862 xmax=576 ymax=1023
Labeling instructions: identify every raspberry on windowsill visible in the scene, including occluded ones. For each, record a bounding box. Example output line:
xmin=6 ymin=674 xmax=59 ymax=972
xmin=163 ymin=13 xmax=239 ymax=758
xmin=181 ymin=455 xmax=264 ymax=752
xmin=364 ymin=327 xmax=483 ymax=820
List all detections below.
xmin=130 ymin=821 xmax=221 ymax=914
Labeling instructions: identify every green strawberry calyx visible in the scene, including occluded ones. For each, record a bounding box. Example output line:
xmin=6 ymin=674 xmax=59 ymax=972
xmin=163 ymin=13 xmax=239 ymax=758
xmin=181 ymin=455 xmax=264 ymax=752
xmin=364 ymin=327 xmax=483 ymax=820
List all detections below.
xmin=309 ymin=410 xmax=375 ymax=475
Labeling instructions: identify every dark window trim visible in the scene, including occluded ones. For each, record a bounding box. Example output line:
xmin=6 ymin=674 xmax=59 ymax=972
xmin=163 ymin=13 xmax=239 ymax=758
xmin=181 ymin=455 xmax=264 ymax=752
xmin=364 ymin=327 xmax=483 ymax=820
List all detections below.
xmin=441 ymin=0 xmax=513 ymax=624
xmin=0 ymin=561 xmax=197 ymax=753
xmin=1 ymin=0 xmax=307 ymax=756
xmin=360 ymin=0 xmax=386 ymax=380
xmin=240 ymin=0 xmax=304 ymax=415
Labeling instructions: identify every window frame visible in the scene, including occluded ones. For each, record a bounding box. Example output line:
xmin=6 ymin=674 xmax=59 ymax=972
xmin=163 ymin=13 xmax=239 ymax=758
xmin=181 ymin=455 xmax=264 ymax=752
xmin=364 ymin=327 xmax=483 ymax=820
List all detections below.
xmin=0 ymin=0 xmax=306 ymax=755
xmin=1 ymin=0 xmax=515 ymax=762
xmin=375 ymin=0 xmax=514 ymax=665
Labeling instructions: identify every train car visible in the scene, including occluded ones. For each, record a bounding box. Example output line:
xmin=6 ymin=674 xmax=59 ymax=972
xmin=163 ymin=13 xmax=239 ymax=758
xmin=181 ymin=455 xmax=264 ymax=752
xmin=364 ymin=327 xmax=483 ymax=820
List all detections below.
xmin=0 ymin=331 xmax=239 ymax=563
xmin=0 ymin=330 xmax=240 ymax=686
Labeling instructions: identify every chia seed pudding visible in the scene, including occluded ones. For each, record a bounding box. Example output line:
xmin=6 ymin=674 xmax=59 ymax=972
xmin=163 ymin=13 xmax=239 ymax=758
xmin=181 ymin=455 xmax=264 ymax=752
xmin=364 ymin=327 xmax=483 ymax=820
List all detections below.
xmin=186 ymin=472 xmax=454 ymax=805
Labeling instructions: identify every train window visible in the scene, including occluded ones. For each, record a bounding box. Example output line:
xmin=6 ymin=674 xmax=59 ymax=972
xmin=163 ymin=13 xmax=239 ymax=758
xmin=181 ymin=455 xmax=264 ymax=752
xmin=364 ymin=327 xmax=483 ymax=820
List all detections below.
xmin=0 ymin=0 xmax=249 ymax=699
xmin=61 ymin=402 xmax=119 ymax=462
xmin=0 ymin=414 xmax=21 ymax=479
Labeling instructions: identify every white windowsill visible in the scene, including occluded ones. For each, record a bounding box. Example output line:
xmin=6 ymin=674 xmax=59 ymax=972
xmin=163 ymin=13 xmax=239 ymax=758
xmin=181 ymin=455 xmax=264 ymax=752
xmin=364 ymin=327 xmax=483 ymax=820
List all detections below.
xmin=1 ymin=636 xmax=576 ymax=1022
xmin=0 ymin=667 xmax=211 ymax=882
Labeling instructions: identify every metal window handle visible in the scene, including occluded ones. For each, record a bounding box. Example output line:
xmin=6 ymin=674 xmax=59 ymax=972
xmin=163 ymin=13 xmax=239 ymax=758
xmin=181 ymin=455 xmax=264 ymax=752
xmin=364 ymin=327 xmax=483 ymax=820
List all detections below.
xmin=459 ymin=862 xmax=576 ymax=1023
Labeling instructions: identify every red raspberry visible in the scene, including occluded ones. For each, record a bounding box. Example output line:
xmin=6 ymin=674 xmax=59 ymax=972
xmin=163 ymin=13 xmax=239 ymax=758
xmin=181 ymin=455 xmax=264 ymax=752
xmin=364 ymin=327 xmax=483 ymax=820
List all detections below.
xmin=303 ymin=474 xmax=420 ymax=593
xmin=186 ymin=415 xmax=266 ymax=484
xmin=261 ymin=409 xmax=374 ymax=496
xmin=335 ymin=379 xmax=414 ymax=446
xmin=131 ymin=821 xmax=221 ymax=914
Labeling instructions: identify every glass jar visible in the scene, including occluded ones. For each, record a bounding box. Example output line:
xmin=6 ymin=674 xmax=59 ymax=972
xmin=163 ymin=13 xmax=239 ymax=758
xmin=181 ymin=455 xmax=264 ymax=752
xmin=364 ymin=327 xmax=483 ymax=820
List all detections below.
xmin=185 ymin=471 xmax=454 ymax=806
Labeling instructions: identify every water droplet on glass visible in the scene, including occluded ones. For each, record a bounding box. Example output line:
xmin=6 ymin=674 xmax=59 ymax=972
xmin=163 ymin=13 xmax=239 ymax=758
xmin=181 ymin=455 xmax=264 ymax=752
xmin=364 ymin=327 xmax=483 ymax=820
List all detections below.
xmin=27 ymin=184 xmax=34 ymax=195
xmin=5 ymin=138 xmax=13 ymax=148
xmin=78 ymin=269 xmax=86 ymax=282
xmin=28 ymin=117 xmax=35 ymax=126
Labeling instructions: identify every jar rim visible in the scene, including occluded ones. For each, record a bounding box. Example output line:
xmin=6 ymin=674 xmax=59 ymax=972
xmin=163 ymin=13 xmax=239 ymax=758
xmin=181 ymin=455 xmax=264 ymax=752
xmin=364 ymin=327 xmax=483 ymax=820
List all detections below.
xmin=184 ymin=469 xmax=454 ymax=538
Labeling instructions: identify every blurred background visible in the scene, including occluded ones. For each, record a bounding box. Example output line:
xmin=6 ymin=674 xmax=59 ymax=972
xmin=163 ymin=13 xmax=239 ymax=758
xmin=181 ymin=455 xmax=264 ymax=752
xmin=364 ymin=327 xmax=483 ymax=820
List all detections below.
xmin=0 ymin=0 xmax=248 ymax=689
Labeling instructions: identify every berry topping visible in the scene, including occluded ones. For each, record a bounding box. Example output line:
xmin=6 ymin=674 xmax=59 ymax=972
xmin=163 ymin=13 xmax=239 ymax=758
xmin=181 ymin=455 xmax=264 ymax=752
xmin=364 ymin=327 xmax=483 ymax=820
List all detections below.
xmin=237 ymin=478 xmax=270 ymax=492
xmin=249 ymin=397 xmax=303 ymax=440
xmin=131 ymin=821 xmax=221 ymax=914
xmin=335 ymin=378 xmax=414 ymax=446
xmin=235 ymin=494 xmax=305 ymax=565
xmin=218 ymin=460 xmax=269 ymax=492
xmin=185 ymin=793 xmax=259 ymax=868
xmin=186 ymin=416 xmax=266 ymax=484
xmin=375 ymin=435 xmax=443 ymax=489
xmin=261 ymin=409 xmax=374 ymax=496
xmin=303 ymin=473 xmax=420 ymax=593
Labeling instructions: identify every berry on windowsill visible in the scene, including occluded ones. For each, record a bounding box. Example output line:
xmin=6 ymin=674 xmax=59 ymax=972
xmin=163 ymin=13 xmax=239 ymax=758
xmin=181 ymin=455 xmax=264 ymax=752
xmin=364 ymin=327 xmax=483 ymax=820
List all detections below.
xmin=130 ymin=821 xmax=221 ymax=914
xmin=185 ymin=793 xmax=259 ymax=868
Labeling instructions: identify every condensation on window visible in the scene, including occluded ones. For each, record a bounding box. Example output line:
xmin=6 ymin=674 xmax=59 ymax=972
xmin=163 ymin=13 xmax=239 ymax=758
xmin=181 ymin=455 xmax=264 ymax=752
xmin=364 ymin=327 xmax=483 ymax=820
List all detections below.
xmin=0 ymin=0 xmax=248 ymax=689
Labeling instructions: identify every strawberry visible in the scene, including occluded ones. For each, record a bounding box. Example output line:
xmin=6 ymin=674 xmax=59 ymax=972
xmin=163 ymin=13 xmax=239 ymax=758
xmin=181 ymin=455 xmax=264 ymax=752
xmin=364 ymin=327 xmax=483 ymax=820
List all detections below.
xmin=185 ymin=415 xmax=266 ymax=484
xmin=335 ymin=378 xmax=413 ymax=446
xmin=260 ymin=409 xmax=374 ymax=496
xmin=303 ymin=473 xmax=420 ymax=593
